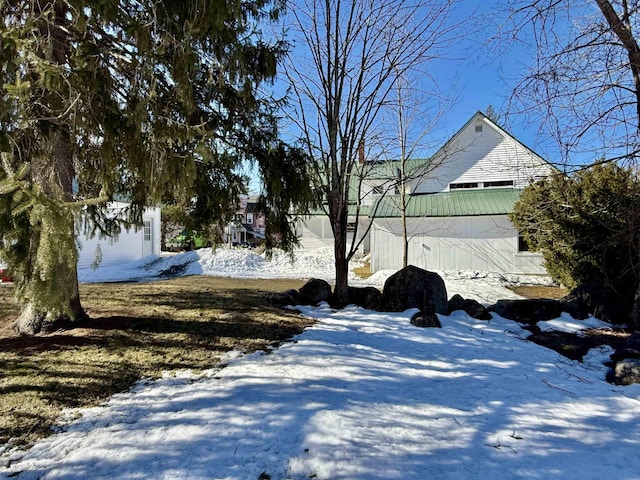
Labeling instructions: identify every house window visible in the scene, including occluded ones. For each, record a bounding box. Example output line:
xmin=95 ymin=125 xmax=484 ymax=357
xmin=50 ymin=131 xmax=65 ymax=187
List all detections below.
xmin=518 ymin=233 xmax=530 ymax=252
xmin=346 ymin=221 xmax=357 ymax=232
xmin=143 ymin=220 xmax=152 ymax=242
xmin=484 ymin=180 xmax=514 ymax=188
xmin=246 ymin=213 xmax=254 ymax=224
xmin=372 ymin=185 xmax=384 ymax=194
xmin=450 ymin=182 xmax=479 ymax=190
xmin=475 ymin=125 xmax=483 ymax=133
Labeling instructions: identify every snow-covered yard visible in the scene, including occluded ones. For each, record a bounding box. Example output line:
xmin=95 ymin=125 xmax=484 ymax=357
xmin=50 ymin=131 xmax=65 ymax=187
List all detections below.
xmin=1 ymin=247 xmax=639 ymax=479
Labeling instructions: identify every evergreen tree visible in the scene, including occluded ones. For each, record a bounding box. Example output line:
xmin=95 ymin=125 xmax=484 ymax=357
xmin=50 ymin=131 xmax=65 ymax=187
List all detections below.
xmin=511 ymin=163 xmax=640 ymax=300
xmin=0 ymin=0 xmax=312 ymax=334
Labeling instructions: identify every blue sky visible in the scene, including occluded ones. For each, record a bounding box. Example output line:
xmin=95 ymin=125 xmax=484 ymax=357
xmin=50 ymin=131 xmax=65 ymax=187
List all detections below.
xmin=248 ymin=1 xmax=566 ymax=192
xmin=288 ymin=1 xmax=559 ymax=158
xmin=425 ymin=1 xmax=558 ymax=160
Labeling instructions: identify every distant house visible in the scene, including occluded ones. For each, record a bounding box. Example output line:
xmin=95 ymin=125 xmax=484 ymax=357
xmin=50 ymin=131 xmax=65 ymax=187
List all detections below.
xmin=243 ymin=198 xmax=266 ymax=244
xmin=223 ymin=195 xmax=267 ymax=246
xmin=297 ymin=111 xmax=555 ymax=275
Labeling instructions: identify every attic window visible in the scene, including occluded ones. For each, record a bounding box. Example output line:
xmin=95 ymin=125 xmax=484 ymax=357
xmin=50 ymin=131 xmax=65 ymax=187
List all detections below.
xmin=450 ymin=182 xmax=479 ymax=190
xmin=484 ymin=180 xmax=514 ymax=188
xmin=475 ymin=124 xmax=483 ymax=133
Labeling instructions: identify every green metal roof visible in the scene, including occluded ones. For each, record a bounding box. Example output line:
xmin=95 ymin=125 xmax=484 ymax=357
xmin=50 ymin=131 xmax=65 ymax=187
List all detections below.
xmin=305 ymin=203 xmax=369 ymax=217
xmin=356 ymin=158 xmax=433 ymax=180
xmin=371 ymin=188 xmax=522 ymax=218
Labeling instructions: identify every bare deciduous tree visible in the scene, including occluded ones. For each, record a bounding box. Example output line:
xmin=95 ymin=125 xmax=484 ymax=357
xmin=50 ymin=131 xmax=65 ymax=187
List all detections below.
xmin=504 ymin=0 xmax=640 ymax=325
xmin=382 ymin=70 xmax=457 ymax=267
xmin=285 ymin=0 xmax=459 ymax=303
xmin=505 ymin=0 xmax=640 ymax=168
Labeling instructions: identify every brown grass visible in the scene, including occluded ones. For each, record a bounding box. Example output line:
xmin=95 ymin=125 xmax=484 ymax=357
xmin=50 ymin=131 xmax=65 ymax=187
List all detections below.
xmin=353 ymin=260 xmax=372 ymax=279
xmin=509 ymin=284 xmax=569 ymax=299
xmin=0 ymin=277 xmax=310 ymax=448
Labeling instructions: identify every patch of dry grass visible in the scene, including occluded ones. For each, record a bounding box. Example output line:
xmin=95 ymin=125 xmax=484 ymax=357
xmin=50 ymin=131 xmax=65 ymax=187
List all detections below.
xmin=353 ymin=260 xmax=372 ymax=279
xmin=0 ymin=277 xmax=310 ymax=448
xmin=510 ymin=284 xmax=568 ymax=299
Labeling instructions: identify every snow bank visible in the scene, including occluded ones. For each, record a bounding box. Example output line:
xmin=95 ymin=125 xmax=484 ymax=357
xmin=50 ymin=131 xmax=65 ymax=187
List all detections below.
xmin=78 ymin=247 xmax=552 ymax=306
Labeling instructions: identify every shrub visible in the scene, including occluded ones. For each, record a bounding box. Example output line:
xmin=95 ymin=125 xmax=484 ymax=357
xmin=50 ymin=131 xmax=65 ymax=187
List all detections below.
xmin=511 ymin=163 xmax=640 ymax=300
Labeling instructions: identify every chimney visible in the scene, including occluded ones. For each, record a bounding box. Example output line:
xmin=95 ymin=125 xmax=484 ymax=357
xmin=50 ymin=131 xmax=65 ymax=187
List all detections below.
xmin=358 ymin=141 xmax=365 ymax=164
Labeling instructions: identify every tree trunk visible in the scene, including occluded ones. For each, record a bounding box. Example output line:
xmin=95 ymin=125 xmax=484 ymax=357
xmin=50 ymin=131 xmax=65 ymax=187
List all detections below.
xmin=333 ymin=214 xmax=350 ymax=306
xmin=13 ymin=127 xmax=86 ymax=335
xmin=13 ymin=152 xmax=86 ymax=335
xmin=14 ymin=270 xmax=85 ymax=335
xmin=12 ymin=2 xmax=87 ymax=335
xmin=401 ymin=182 xmax=409 ymax=268
xmin=329 ymin=182 xmax=350 ymax=305
xmin=631 ymin=277 xmax=640 ymax=331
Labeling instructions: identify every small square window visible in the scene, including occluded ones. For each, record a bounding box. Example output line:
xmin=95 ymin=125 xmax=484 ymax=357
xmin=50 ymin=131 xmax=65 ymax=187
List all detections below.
xmin=518 ymin=234 xmax=530 ymax=252
xmin=475 ymin=125 xmax=483 ymax=133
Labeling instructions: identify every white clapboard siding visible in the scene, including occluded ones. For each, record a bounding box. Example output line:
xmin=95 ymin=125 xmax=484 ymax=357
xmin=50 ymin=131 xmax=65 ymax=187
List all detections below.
xmin=371 ymin=216 xmax=545 ymax=275
xmin=411 ymin=114 xmax=552 ymax=194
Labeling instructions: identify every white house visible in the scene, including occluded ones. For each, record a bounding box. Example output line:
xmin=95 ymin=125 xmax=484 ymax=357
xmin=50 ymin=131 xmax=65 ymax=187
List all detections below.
xmin=76 ymin=202 xmax=161 ymax=271
xmin=0 ymin=202 xmax=160 ymax=280
xmin=370 ymin=111 xmax=554 ymax=275
xmin=297 ymin=111 xmax=555 ymax=275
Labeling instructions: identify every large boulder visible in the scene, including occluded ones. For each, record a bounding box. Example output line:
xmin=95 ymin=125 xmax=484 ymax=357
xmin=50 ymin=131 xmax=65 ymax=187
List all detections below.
xmin=298 ymin=278 xmax=332 ymax=305
xmin=382 ymin=265 xmax=447 ymax=314
xmin=448 ymin=294 xmax=492 ymax=320
xmin=610 ymin=332 xmax=640 ymax=363
xmin=527 ymin=331 xmax=599 ymax=361
xmin=348 ymin=286 xmax=383 ymax=311
xmin=488 ymin=299 xmax=564 ymax=325
xmin=267 ymin=289 xmax=300 ymax=307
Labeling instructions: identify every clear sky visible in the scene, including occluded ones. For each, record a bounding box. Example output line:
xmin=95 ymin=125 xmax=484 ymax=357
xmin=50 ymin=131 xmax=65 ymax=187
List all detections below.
xmin=424 ymin=1 xmax=559 ymax=161
xmin=248 ymin=1 xmax=568 ymax=193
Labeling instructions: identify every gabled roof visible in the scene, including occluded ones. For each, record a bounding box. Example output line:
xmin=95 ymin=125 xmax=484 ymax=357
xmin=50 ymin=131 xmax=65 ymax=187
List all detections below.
xmin=433 ymin=110 xmax=553 ymax=169
xmin=371 ymin=188 xmax=522 ymax=218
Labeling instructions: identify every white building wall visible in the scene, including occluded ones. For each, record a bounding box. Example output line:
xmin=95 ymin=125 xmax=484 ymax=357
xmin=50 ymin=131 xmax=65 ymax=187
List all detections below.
xmin=371 ymin=215 xmax=546 ymax=275
xmin=296 ymin=216 xmax=333 ymax=250
xmin=77 ymin=203 xmax=161 ymax=271
xmin=410 ymin=117 xmax=552 ymax=194
xmin=296 ymin=215 xmax=370 ymax=253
